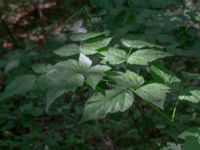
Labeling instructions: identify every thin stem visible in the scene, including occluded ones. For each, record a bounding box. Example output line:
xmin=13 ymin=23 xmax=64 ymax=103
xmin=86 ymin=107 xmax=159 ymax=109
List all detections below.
xmin=130 ymin=88 xmax=136 ymax=93
xmin=153 ymin=106 xmax=172 ymax=123
xmin=171 ymin=79 xmax=191 ymax=122
xmin=125 ymin=47 xmax=133 ymax=71
xmin=171 ymin=100 xmax=179 ymax=122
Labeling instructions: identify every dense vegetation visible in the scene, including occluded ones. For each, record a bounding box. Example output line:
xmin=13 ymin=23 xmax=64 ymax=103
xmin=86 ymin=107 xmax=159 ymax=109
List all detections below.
xmin=0 ymin=0 xmax=200 ymax=149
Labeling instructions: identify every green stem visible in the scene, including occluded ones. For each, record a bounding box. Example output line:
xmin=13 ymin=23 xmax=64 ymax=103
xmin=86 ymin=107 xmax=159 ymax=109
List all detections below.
xmin=148 ymin=103 xmax=171 ymax=122
xmin=171 ymin=79 xmax=191 ymax=122
xmin=171 ymin=100 xmax=179 ymax=122
xmin=125 ymin=47 xmax=133 ymax=71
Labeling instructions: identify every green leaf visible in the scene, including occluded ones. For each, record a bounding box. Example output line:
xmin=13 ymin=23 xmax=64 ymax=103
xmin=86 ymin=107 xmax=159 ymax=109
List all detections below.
xmin=179 ymin=89 xmax=200 ymax=103
xmin=4 ymin=59 xmax=20 ymax=73
xmin=65 ymin=73 xmax=85 ymax=90
xmin=39 ymin=54 xmax=107 ymax=91
xmin=182 ymin=138 xmax=200 ymax=150
xmin=182 ymin=71 xmax=200 ymax=80
xmin=121 ymin=39 xmax=164 ymax=49
xmin=54 ymin=44 xmax=79 ymax=57
xmin=179 ymin=127 xmax=200 ymax=150
xmin=111 ymin=70 xmax=144 ymax=89
xmin=82 ymin=89 xmax=134 ymax=121
xmin=135 ymin=83 xmax=170 ymax=109
xmin=43 ymin=34 xmax=67 ymax=51
xmin=162 ymin=142 xmax=182 ymax=150
xmin=37 ymin=61 xmax=85 ymax=90
xmin=0 ymin=74 xmax=37 ymax=100
xmin=55 ymin=60 xmax=80 ymax=73
xmin=57 ymin=54 xmax=109 ymax=89
xmin=80 ymin=38 xmax=112 ymax=55
xmin=79 ymin=54 xmax=92 ymax=71
xmin=32 ymin=64 xmax=53 ymax=74
xmin=46 ymin=88 xmax=67 ymax=113
xmin=179 ymin=127 xmax=200 ymax=140
xmin=37 ymin=71 xmax=84 ymax=91
xmin=53 ymin=38 xmax=111 ymax=57
xmin=128 ymin=49 xmax=173 ymax=65
xmin=86 ymin=65 xmax=111 ymax=89
xmin=70 ymin=32 xmax=104 ymax=41
xmin=101 ymin=47 xmax=128 ymax=65
xmin=151 ymin=64 xmax=181 ymax=84
xmin=55 ymin=54 xmax=92 ymax=73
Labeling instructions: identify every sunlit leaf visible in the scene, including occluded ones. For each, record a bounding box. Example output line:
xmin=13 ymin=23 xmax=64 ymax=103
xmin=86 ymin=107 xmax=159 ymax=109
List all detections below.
xmin=121 ymin=39 xmax=164 ymax=49
xmin=70 ymin=32 xmax=104 ymax=41
xmin=86 ymin=65 xmax=111 ymax=89
xmin=101 ymin=47 xmax=128 ymax=65
xmin=111 ymin=70 xmax=144 ymax=89
xmin=135 ymin=83 xmax=170 ymax=109
xmin=151 ymin=64 xmax=181 ymax=84
xmin=82 ymin=89 xmax=134 ymax=121
xmin=128 ymin=49 xmax=173 ymax=65
xmin=81 ymin=38 xmax=112 ymax=55
xmin=179 ymin=89 xmax=200 ymax=103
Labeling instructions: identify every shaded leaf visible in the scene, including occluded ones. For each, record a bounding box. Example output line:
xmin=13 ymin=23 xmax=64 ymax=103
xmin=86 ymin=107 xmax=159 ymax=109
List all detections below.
xmin=32 ymin=64 xmax=53 ymax=74
xmin=4 ymin=59 xmax=20 ymax=73
xmin=182 ymin=71 xmax=200 ymax=80
xmin=46 ymin=88 xmax=67 ymax=113
xmin=54 ymin=44 xmax=79 ymax=57
xmin=0 ymin=74 xmax=37 ymax=100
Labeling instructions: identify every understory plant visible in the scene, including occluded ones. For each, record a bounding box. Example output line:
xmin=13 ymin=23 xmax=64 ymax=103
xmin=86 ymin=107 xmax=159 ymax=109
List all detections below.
xmin=1 ymin=32 xmax=200 ymax=149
